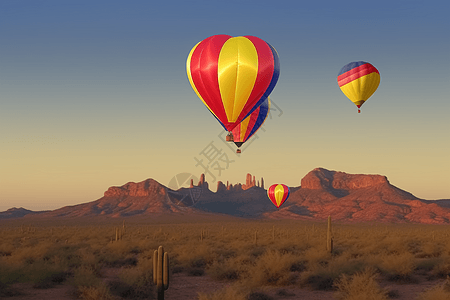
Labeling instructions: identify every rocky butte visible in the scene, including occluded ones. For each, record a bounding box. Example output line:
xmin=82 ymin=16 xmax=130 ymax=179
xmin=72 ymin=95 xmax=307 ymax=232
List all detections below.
xmin=1 ymin=168 xmax=449 ymax=224
xmin=266 ymin=168 xmax=450 ymax=224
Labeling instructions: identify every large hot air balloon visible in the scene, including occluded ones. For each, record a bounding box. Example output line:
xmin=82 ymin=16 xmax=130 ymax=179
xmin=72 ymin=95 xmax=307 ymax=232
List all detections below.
xmin=337 ymin=61 xmax=380 ymax=113
xmin=232 ymin=96 xmax=270 ymax=153
xmin=267 ymin=184 xmax=290 ymax=208
xmin=186 ymin=35 xmax=280 ymax=140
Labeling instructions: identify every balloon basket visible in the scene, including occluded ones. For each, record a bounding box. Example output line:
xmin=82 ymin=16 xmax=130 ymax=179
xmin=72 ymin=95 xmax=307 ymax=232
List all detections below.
xmin=236 ymin=149 xmax=241 ymax=154
xmin=226 ymin=132 xmax=234 ymax=142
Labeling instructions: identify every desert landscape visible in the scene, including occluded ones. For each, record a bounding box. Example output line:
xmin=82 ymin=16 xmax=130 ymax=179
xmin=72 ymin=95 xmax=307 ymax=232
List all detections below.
xmin=1 ymin=168 xmax=450 ymax=300
xmin=2 ymin=1 xmax=449 ymax=299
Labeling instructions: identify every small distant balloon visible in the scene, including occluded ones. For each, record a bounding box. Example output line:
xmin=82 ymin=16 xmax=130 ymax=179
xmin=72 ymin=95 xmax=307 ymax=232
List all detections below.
xmin=267 ymin=184 xmax=290 ymax=208
xmin=337 ymin=61 xmax=380 ymax=113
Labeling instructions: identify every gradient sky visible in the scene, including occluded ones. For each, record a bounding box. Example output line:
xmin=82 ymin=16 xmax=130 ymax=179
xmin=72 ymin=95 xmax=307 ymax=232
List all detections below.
xmin=1 ymin=0 xmax=449 ymax=211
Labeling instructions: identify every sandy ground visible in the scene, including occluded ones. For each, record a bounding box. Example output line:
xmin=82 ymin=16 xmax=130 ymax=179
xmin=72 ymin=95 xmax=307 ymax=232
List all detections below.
xmin=6 ymin=268 xmax=447 ymax=300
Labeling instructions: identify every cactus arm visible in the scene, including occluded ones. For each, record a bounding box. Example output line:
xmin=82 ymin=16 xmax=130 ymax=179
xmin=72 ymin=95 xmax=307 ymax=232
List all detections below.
xmin=163 ymin=252 xmax=169 ymax=290
xmin=153 ymin=250 xmax=158 ymax=285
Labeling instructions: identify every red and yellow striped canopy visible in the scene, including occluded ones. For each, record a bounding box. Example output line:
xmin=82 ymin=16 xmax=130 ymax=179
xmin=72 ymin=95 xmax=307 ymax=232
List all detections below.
xmin=267 ymin=184 xmax=290 ymax=208
xmin=186 ymin=35 xmax=280 ymax=131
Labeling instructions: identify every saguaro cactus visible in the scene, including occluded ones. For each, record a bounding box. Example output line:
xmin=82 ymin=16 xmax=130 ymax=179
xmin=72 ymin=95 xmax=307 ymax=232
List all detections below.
xmin=153 ymin=246 xmax=169 ymax=300
xmin=327 ymin=216 xmax=333 ymax=253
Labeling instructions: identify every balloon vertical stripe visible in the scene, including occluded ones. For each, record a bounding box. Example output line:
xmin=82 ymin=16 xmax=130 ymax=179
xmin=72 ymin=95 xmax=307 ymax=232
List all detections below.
xmin=246 ymin=98 xmax=269 ymax=139
xmin=267 ymin=183 xmax=290 ymax=208
xmin=189 ymin=35 xmax=230 ymax=125
xmin=218 ymin=37 xmax=259 ymax=122
xmin=186 ymin=42 xmax=212 ymax=112
xmin=235 ymin=35 xmax=274 ymax=122
xmin=232 ymin=97 xmax=270 ymax=147
xmin=242 ymin=106 xmax=259 ymax=141
xmin=240 ymin=43 xmax=280 ymax=121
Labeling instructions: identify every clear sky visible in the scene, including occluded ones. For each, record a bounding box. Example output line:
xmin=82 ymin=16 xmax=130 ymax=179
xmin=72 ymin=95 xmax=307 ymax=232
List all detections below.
xmin=1 ymin=0 xmax=449 ymax=211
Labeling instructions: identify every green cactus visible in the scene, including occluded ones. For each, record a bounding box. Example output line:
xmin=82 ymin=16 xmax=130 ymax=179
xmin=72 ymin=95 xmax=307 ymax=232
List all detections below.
xmin=153 ymin=246 xmax=169 ymax=300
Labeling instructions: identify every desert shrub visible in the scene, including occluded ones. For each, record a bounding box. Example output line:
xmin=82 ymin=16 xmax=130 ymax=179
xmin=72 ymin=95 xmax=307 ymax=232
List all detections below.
xmin=172 ymin=241 xmax=215 ymax=269
xmin=78 ymin=282 xmax=115 ymax=300
xmin=190 ymin=257 xmax=207 ymax=268
xmin=333 ymin=267 xmax=388 ymax=300
xmin=289 ymin=260 xmax=307 ymax=272
xmin=77 ymin=247 xmax=101 ymax=270
xmin=109 ymin=269 xmax=154 ymax=299
xmin=102 ymin=256 xmax=155 ymax=299
xmin=25 ymin=261 xmax=69 ymax=288
xmin=416 ymin=277 xmax=450 ymax=300
xmin=215 ymin=247 xmax=237 ymax=260
xmin=0 ymin=281 xmax=23 ymax=297
xmin=275 ymin=288 xmax=296 ymax=297
xmin=415 ymin=257 xmax=441 ymax=273
xmin=249 ymin=246 xmax=266 ymax=258
xmin=106 ymin=240 xmax=134 ymax=255
xmin=300 ymin=255 xmax=368 ymax=291
xmin=207 ymin=260 xmax=240 ymax=281
xmin=0 ymin=258 xmax=26 ymax=285
xmin=8 ymin=241 xmax=54 ymax=265
xmin=71 ymin=266 xmax=101 ymax=288
xmin=0 ymin=242 xmax=14 ymax=257
xmin=417 ymin=242 xmax=444 ymax=258
xmin=247 ymin=291 xmax=274 ymax=300
xmin=432 ymin=257 xmax=450 ymax=279
xmin=387 ymin=289 xmax=400 ymax=298
xmin=303 ymin=271 xmax=336 ymax=291
xmin=379 ymin=252 xmax=417 ymax=282
xmin=197 ymin=284 xmax=247 ymax=300
xmin=302 ymin=246 xmax=331 ymax=265
xmin=40 ymin=244 xmax=85 ymax=269
xmin=241 ymin=249 xmax=298 ymax=288
xmin=187 ymin=267 xmax=205 ymax=276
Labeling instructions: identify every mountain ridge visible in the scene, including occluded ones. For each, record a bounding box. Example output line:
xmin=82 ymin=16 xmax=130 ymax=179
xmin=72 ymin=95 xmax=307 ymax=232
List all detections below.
xmin=2 ymin=168 xmax=449 ymax=224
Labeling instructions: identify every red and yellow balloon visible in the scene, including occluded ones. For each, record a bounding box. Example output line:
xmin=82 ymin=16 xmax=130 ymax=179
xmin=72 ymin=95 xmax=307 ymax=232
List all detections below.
xmin=267 ymin=184 xmax=290 ymax=208
xmin=337 ymin=61 xmax=380 ymax=113
xmin=186 ymin=35 xmax=280 ymax=132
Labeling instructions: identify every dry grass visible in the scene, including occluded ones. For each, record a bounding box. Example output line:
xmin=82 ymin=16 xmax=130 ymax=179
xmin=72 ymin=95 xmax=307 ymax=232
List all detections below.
xmin=197 ymin=283 xmax=248 ymax=300
xmin=334 ymin=267 xmax=388 ymax=300
xmin=78 ymin=282 xmax=115 ymax=300
xmin=1 ymin=219 xmax=450 ymax=299
xmin=416 ymin=276 xmax=450 ymax=300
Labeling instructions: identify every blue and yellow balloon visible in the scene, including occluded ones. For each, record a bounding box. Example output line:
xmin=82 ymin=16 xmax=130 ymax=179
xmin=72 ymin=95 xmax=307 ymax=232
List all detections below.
xmin=337 ymin=61 xmax=380 ymax=113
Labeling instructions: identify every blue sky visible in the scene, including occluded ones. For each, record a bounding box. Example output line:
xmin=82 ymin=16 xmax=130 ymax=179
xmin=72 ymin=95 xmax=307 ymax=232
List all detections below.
xmin=1 ymin=0 xmax=449 ymax=211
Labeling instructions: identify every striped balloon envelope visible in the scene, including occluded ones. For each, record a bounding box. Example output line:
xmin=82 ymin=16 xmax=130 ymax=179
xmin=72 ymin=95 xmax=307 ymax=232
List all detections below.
xmin=186 ymin=35 xmax=280 ymax=132
xmin=337 ymin=61 xmax=380 ymax=113
xmin=267 ymin=184 xmax=290 ymax=208
xmin=232 ymin=96 xmax=270 ymax=152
